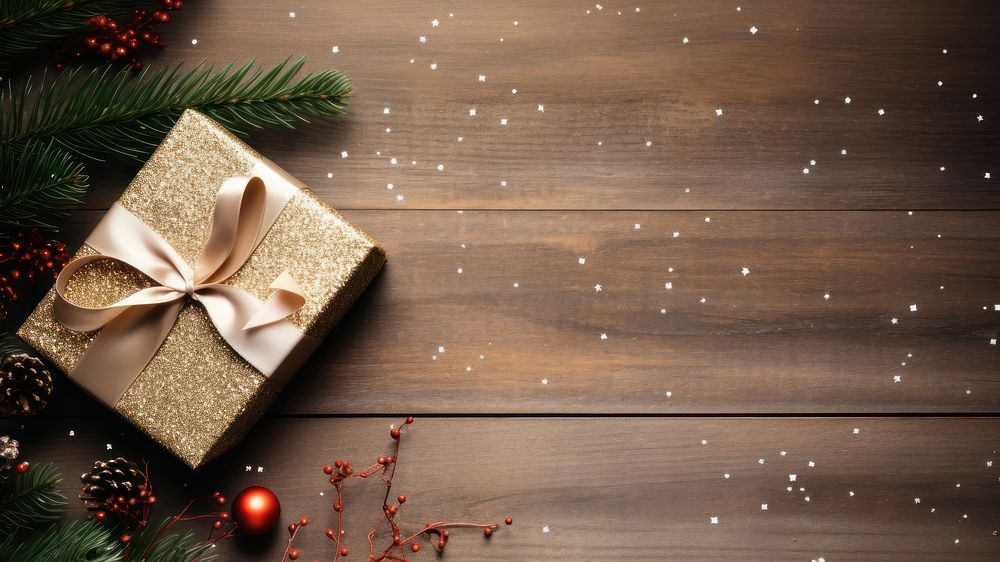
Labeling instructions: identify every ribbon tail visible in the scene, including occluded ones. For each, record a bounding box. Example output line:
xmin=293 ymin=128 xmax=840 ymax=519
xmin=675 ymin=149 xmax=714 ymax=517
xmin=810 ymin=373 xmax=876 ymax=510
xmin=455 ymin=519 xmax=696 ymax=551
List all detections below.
xmin=242 ymin=271 xmax=306 ymax=330
xmin=194 ymin=285 xmax=317 ymax=379
xmin=68 ymin=301 xmax=184 ymax=408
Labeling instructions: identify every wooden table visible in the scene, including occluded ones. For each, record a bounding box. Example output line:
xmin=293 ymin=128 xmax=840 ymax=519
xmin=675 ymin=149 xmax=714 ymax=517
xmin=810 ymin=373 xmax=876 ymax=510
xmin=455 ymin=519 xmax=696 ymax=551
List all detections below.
xmin=4 ymin=1 xmax=999 ymax=559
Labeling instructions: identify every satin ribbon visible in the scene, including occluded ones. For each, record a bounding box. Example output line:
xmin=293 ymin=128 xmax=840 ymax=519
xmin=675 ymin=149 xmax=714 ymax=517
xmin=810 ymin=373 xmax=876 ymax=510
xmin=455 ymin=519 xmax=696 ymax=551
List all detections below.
xmin=53 ymin=176 xmax=317 ymax=407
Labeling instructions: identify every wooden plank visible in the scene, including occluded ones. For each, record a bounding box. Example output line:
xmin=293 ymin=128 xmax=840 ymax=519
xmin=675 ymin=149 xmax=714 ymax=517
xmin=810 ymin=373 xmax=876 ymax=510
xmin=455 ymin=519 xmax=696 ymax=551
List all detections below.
xmin=3 ymin=416 xmax=998 ymax=560
xmin=19 ymin=210 xmax=1000 ymax=415
xmin=69 ymin=0 xmax=1000 ymax=211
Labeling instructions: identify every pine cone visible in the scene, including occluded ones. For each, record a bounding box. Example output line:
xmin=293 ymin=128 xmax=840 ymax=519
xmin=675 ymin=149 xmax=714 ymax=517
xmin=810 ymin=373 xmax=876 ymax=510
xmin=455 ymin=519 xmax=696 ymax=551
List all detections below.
xmin=0 ymin=352 xmax=53 ymax=415
xmin=80 ymin=457 xmax=149 ymax=512
xmin=0 ymin=435 xmax=18 ymax=483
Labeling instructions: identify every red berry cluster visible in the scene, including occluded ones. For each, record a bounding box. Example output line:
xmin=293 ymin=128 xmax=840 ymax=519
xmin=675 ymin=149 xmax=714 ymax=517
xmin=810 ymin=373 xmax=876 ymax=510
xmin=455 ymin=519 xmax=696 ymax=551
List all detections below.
xmin=56 ymin=0 xmax=183 ymax=72
xmin=282 ymin=417 xmax=513 ymax=562
xmin=95 ymin=484 xmax=158 ymax=527
xmin=0 ymin=229 xmax=71 ymax=319
xmin=124 ymin=491 xmax=235 ymax=558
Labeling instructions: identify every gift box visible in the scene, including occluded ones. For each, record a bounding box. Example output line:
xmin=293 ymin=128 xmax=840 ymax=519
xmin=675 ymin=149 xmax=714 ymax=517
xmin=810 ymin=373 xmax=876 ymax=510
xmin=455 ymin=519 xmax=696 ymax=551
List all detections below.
xmin=18 ymin=109 xmax=385 ymax=468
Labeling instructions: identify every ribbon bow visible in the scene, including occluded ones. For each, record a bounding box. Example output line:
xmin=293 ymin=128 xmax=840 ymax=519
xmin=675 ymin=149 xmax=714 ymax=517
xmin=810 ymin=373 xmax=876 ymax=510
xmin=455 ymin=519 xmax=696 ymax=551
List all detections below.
xmin=54 ymin=176 xmax=316 ymax=407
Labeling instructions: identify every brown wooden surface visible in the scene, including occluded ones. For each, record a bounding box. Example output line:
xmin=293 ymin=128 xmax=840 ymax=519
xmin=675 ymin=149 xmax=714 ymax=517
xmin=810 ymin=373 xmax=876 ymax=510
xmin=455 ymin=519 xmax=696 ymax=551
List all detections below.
xmin=78 ymin=0 xmax=1000 ymax=211
xmin=3 ymin=416 xmax=999 ymax=561
xmin=5 ymin=0 xmax=1000 ymax=560
xmin=40 ymin=209 xmax=1000 ymax=415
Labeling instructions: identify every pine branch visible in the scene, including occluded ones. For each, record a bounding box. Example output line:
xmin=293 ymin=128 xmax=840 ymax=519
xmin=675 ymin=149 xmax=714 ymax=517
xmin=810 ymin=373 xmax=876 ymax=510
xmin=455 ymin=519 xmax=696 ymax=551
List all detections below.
xmin=0 ymin=141 xmax=88 ymax=229
xmin=1 ymin=58 xmax=353 ymax=162
xmin=124 ymin=516 xmax=219 ymax=562
xmin=0 ymin=0 xmax=140 ymax=72
xmin=0 ymin=519 xmax=122 ymax=561
xmin=0 ymin=462 xmax=69 ymax=533
xmin=0 ymin=332 xmax=31 ymax=357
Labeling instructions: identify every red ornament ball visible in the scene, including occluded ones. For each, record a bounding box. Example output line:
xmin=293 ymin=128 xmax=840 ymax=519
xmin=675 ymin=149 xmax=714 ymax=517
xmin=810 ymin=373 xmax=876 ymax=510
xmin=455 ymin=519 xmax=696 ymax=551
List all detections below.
xmin=231 ymin=486 xmax=281 ymax=535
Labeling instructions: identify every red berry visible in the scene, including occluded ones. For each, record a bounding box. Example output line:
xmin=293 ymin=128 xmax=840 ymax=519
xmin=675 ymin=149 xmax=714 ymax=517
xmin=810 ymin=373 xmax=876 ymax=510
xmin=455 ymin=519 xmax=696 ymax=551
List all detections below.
xmin=397 ymin=495 xmax=406 ymax=504
xmin=339 ymin=547 xmax=349 ymax=556
xmin=15 ymin=462 xmax=29 ymax=474
xmin=216 ymin=495 xmax=226 ymax=504
xmin=121 ymin=534 xmax=131 ymax=543
xmin=288 ymin=548 xmax=299 ymax=560
xmin=95 ymin=511 xmax=107 ymax=521
xmin=437 ymin=539 xmax=446 ymax=549
xmin=323 ymin=466 xmax=333 ymax=474
xmin=410 ymin=543 xmax=420 ymax=553
xmin=325 ymin=528 xmax=335 ymax=539
xmin=334 ymin=460 xmax=343 ymax=468
xmin=405 ymin=416 xmax=414 ymax=424
xmin=299 ymin=517 xmax=308 ymax=527
xmin=288 ymin=523 xmax=297 ymax=534
xmin=484 ymin=527 xmax=492 ymax=537
xmin=333 ymin=502 xmax=342 ymax=512
xmin=100 ymin=43 xmax=113 ymax=53
xmin=390 ymin=428 xmax=401 ymax=440
xmin=504 ymin=517 xmax=513 ymax=525
xmin=213 ymin=520 xmax=222 ymax=529
xmin=387 ymin=504 xmax=398 ymax=515
xmin=377 ymin=456 xmax=386 ymax=465
xmin=393 ymin=535 xmax=401 ymax=546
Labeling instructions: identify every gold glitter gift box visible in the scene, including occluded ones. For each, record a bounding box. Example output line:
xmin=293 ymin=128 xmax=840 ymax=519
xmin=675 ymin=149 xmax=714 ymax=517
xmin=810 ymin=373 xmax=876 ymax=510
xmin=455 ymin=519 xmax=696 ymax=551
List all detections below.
xmin=17 ymin=110 xmax=385 ymax=468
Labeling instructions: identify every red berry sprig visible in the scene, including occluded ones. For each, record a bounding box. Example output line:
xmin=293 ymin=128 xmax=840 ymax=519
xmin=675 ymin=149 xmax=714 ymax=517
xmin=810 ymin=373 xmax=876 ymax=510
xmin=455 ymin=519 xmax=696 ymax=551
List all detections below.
xmin=124 ymin=490 xmax=234 ymax=559
xmin=0 ymin=229 xmax=71 ymax=320
xmin=55 ymin=0 xmax=183 ymax=72
xmin=282 ymin=417 xmax=512 ymax=562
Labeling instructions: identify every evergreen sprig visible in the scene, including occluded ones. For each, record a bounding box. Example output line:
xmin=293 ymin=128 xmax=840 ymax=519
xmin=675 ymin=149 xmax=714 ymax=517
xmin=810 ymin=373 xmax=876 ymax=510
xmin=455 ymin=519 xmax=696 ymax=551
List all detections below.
xmin=0 ymin=462 xmax=222 ymax=561
xmin=1 ymin=58 xmax=353 ymax=161
xmin=0 ymin=57 xmax=351 ymax=229
xmin=0 ymin=141 xmax=88 ymax=229
xmin=0 ymin=462 xmax=68 ymax=533
xmin=0 ymin=519 xmax=122 ymax=561
xmin=123 ymin=516 xmax=219 ymax=562
xmin=0 ymin=0 xmax=140 ymax=72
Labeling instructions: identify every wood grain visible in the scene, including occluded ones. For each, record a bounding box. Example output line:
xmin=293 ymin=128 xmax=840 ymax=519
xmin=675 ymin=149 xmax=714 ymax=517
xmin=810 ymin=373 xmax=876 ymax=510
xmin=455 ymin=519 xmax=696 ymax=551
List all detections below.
xmin=4 ymin=1 xmax=999 ymax=559
xmin=72 ymin=0 xmax=1000 ymax=211
xmin=32 ymin=209 xmax=1000 ymax=415
xmin=3 ymin=416 xmax=998 ymax=561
